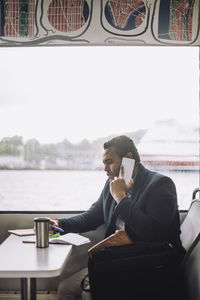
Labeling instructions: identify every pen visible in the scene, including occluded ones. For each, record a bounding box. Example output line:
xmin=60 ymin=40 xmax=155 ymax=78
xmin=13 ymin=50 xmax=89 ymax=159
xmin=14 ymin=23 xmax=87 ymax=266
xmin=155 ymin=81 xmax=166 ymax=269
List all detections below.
xmin=50 ymin=225 xmax=64 ymax=233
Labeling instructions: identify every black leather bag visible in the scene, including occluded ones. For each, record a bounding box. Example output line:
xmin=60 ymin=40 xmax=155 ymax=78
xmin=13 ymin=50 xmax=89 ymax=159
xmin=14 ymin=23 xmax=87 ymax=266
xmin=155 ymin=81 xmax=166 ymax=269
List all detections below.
xmin=85 ymin=242 xmax=184 ymax=300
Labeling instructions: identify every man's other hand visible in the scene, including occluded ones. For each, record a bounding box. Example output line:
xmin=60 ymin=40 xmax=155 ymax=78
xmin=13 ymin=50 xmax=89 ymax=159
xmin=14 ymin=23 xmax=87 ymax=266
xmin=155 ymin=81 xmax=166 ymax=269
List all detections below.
xmin=49 ymin=218 xmax=59 ymax=234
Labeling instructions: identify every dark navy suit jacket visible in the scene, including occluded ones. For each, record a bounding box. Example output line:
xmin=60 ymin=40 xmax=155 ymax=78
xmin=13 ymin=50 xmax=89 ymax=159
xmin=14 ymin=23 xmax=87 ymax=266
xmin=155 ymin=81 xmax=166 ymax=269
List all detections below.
xmin=59 ymin=164 xmax=183 ymax=251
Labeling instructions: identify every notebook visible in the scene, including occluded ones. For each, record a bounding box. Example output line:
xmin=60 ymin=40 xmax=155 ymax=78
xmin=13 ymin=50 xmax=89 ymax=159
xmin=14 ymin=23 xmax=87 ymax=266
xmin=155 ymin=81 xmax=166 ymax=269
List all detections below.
xmin=8 ymin=228 xmax=35 ymax=236
xmin=23 ymin=233 xmax=90 ymax=246
xmin=50 ymin=233 xmax=90 ymax=246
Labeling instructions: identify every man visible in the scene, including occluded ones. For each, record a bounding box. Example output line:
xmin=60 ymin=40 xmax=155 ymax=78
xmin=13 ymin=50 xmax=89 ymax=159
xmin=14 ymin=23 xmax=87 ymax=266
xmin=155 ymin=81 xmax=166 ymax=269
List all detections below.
xmin=50 ymin=135 xmax=184 ymax=300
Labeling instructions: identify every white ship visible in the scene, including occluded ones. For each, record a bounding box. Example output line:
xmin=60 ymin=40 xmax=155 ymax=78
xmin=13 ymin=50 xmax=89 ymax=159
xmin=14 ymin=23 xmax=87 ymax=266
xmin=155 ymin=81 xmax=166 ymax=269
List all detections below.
xmin=138 ymin=120 xmax=199 ymax=171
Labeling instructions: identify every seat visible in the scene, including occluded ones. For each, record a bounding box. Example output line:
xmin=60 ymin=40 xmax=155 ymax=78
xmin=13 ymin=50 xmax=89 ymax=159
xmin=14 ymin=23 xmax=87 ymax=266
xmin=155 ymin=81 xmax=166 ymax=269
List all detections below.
xmin=180 ymin=187 xmax=200 ymax=300
xmin=182 ymin=240 xmax=200 ymax=300
xmin=180 ymin=199 xmax=200 ymax=252
xmin=180 ymin=187 xmax=200 ymax=254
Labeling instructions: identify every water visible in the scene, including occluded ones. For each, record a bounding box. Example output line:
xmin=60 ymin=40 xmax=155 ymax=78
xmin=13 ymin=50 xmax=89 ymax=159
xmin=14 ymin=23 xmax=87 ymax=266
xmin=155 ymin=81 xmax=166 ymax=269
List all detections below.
xmin=0 ymin=170 xmax=199 ymax=211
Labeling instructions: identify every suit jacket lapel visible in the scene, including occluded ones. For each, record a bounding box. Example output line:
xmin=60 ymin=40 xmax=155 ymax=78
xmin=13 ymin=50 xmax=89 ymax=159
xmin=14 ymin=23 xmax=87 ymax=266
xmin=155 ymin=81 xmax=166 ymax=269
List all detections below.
xmin=131 ymin=163 xmax=147 ymax=203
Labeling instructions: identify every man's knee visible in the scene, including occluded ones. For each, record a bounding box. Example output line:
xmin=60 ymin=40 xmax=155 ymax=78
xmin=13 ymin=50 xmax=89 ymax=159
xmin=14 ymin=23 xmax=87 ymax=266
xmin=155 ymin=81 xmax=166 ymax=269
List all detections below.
xmin=58 ymin=268 xmax=88 ymax=300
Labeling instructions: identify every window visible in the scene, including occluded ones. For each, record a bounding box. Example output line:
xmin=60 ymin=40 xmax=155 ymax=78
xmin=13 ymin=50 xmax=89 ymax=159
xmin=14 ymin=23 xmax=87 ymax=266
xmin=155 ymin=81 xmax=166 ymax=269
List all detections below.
xmin=0 ymin=46 xmax=199 ymax=210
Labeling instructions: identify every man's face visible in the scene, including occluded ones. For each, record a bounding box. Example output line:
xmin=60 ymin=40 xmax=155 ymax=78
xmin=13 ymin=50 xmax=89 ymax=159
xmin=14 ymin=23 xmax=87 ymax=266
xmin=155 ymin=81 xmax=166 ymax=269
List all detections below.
xmin=103 ymin=147 xmax=122 ymax=180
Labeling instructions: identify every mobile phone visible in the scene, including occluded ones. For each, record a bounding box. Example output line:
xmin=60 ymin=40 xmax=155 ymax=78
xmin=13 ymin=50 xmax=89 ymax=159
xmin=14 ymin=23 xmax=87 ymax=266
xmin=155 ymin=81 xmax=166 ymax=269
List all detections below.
xmin=119 ymin=157 xmax=135 ymax=184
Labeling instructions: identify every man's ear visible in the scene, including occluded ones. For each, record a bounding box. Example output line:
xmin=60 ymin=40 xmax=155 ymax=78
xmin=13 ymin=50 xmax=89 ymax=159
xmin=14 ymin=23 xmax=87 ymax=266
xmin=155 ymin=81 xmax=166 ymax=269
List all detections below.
xmin=125 ymin=152 xmax=133 ymax=159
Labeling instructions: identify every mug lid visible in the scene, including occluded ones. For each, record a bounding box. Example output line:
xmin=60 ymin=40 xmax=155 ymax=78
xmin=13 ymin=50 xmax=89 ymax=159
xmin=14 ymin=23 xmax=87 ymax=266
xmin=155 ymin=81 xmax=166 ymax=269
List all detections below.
xmin=34 ymin=217 xmax=50 ymax=222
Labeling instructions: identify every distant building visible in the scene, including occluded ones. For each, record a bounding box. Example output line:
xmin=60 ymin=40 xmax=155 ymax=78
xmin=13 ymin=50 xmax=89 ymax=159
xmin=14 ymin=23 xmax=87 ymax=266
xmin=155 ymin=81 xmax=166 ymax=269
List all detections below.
xmin=0 ymin=155 xmax=25 ymax=169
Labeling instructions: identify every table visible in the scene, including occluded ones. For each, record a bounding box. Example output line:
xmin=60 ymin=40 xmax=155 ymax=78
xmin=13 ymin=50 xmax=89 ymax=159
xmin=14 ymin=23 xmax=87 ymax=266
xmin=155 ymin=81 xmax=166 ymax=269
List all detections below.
xmin=0 ymin=234 xmax=72 ymax=300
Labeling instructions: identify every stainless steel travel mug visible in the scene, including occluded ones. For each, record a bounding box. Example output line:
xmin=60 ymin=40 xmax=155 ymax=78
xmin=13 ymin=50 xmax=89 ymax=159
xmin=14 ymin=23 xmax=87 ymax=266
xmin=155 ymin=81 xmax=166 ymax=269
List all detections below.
xmin=34 ymin=217 xmax=49 ymax=248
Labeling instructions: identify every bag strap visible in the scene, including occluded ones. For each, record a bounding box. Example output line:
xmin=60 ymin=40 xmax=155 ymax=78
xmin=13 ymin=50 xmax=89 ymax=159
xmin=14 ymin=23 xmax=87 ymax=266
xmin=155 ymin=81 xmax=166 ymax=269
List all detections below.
xmin=81 ymin=274 xmax=91 ymax=292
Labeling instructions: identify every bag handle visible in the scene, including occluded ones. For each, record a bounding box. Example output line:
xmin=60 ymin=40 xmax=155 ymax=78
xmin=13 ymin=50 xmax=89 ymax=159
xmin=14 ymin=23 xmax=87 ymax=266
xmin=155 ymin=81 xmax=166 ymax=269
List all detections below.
xmin=81 ymin=274 xmax=91 ymax=292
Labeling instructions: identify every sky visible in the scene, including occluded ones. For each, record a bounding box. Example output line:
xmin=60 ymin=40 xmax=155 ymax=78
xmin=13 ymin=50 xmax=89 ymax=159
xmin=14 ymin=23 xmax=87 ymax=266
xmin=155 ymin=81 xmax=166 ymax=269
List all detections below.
xmin=0 ymin=46 xmax=199 ymax=144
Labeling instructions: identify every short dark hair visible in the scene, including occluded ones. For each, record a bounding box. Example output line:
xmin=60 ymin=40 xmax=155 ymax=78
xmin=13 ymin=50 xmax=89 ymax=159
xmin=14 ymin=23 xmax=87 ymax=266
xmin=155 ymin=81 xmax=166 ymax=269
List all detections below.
xmin=103 ymin=135 xmax=140 ymax=162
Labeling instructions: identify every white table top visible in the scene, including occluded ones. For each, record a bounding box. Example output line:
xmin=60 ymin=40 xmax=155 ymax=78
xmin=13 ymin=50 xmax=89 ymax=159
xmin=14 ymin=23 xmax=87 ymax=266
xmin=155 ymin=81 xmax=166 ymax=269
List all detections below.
xmin=0 ymin=234 xmax=72 ymax=278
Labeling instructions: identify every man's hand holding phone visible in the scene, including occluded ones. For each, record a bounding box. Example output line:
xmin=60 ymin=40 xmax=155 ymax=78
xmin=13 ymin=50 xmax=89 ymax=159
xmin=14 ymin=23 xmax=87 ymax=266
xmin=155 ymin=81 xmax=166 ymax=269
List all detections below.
xmin=110 ymin=158 xmax=135 ymax=203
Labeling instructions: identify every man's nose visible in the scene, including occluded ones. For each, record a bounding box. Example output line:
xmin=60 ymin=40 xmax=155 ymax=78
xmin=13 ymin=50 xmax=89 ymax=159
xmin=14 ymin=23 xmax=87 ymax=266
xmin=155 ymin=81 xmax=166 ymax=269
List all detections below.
xmin=104 ymin=165 xmax=108 ymax=172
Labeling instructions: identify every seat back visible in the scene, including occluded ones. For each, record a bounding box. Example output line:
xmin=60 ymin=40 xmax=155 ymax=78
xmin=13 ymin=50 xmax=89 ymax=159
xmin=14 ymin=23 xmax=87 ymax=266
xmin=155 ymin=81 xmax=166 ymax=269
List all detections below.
xmin=182 ymin=240 xmax=200 ymax=300
xmin=180 ymin=188 xmax=200 ymax=300
xmin=180 ymin=199 xmax=200 ymax=253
